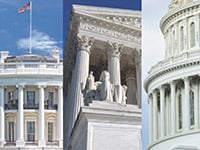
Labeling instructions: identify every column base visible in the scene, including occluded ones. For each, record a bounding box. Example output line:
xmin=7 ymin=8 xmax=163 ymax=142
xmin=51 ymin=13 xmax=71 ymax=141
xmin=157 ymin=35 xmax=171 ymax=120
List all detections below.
xmin=58 ymin=139 xmax=63 ymax=147
xmin=0 ymin=140 xmax=5 ymax=147
xmin=38 ymin=139 xmax=46 ymax=146
xmin=16 ymin=139 xmax=25 ymax=147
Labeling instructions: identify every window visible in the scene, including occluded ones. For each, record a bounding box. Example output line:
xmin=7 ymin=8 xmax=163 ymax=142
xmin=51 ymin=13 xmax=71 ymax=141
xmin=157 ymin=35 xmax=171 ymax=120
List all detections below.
xmin=180 ymin=26 xmax=184 ymax=51
xmin=48 ymin=122 xmax=53 ymax=142
xmin=48 ymin=92 xmax=54 ymax=107
xmin=190 ymin=91 xmax=194 ymax=126
xmin=8 ymin=122 xmax=14 ymax=142
xmin=27 ymin=91 xmax=35 ymax=105
xmin=27 ymin=121 xmax=35 ymax=142
xmin=178 ymin=94 xmax=182 ymax=129
xmin=190 ymin=22 xmax=195 ymax=48
xmin=8 ymin=91 xmax=14 ymax=101
xmin=173 ymin=31 xmax=176 ymax=52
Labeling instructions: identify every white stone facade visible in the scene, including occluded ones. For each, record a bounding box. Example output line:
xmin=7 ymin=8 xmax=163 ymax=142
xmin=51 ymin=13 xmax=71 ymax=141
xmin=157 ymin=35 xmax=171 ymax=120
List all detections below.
xmin=144 ymin=1 xmax=200 ymax=150
xmin=0 ymin=50 xmax=63 ymax=149
xmin=64 ymin=5 xmax=141 ymax=150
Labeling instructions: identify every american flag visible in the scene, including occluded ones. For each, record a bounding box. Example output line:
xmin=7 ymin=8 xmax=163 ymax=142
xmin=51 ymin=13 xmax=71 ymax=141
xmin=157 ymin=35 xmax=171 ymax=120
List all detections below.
xmin=18 ymin=2 xmax=31 ymax=13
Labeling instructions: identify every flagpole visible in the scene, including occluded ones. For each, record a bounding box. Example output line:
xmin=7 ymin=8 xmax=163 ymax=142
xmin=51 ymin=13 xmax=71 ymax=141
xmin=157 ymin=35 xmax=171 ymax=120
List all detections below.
xmin=29 ymin=1 xmax=32 ymax=54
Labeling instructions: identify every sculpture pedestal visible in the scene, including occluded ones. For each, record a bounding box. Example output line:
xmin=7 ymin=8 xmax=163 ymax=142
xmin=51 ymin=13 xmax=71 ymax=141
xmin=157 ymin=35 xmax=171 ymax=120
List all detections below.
xmin=68 ymin=101 xmax=142 ymax=150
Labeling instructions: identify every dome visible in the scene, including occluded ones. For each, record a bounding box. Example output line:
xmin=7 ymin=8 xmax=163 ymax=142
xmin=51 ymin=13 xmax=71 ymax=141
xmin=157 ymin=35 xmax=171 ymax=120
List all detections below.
xmin=168 ymin=0 xmax=198 ymax=10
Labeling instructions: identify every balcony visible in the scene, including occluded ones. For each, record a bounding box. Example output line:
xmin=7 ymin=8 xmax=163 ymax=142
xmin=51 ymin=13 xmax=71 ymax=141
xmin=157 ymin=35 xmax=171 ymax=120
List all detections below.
xmin=0 ymin=62 xmax=63 ymax=76
xmin=45 ymin=103 xmax=58 ymax=110
xmin=5 ymin=99 xmax=18 ymax=110
xmin=24 ymin=103 xmax=39 ymax=109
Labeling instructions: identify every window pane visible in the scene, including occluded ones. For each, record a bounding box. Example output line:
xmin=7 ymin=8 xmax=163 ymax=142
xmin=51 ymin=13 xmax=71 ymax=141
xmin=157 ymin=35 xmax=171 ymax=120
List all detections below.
xmin=48 ymin=122 xmax=53 ymax=142
xmin=27 ymin=91 xmax=35 ymax=105
xmin=27 ymin=121 xmax=35 ymax=141
xmin=190 ymin=22 xmax=195 ymax=48
xmin=190 ymin=91 xmax=194 ymax=126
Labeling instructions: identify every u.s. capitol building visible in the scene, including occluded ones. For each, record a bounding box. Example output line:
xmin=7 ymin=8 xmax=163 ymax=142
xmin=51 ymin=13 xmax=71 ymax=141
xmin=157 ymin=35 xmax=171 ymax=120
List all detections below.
xmin=0 ymin=50 xmax=63 ymax=149
xmin=144 ymin=0 xmax=200 ymax=150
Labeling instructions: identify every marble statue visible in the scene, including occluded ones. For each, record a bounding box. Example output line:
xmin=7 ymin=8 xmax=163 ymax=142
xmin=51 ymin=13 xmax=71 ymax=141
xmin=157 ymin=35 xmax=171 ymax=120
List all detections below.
xmin=83 ymin=70 xmax=127 ymax=105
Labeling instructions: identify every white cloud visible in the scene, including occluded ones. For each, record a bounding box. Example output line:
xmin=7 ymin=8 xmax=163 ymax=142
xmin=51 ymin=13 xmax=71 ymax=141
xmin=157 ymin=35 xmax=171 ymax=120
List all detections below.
xmin=17 ymin=29 xmax=61 ymax=51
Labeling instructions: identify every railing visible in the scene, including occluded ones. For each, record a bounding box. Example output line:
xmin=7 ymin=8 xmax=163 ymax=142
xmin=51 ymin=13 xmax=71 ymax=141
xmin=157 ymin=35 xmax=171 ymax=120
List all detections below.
xmin=5 ymin=99 xmax=18 ymax=110
xmin=44 ymin=104 xmax=58 ymax=110
xmin=46 ymin=140 xmax=59 ymax=146
xmin=24 ymin=104 xmax=39 ymax=109
xmin=0 ymin=62 xmax=63 ymax=75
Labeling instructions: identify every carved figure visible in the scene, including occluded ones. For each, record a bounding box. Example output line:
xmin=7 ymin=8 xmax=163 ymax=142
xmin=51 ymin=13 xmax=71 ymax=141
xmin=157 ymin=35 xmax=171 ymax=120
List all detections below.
xmin=83 ymin=70 xmax=127 ymax=105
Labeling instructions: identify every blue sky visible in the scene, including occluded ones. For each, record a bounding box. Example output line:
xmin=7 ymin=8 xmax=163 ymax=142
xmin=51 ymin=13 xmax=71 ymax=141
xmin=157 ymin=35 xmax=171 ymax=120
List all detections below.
xmin=0 ymin=0 xmax=62 ymax=57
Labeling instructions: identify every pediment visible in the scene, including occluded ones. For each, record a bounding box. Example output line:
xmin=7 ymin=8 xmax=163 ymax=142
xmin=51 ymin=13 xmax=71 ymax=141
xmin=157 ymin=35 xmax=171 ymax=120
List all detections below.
xmin=72 ymin=5 xmax=141 ymax=30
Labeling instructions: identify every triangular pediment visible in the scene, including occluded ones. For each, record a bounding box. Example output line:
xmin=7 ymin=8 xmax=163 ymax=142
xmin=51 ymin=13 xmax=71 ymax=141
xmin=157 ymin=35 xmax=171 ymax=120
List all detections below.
xmin=72 ymin=5 xmax=141 ymax=30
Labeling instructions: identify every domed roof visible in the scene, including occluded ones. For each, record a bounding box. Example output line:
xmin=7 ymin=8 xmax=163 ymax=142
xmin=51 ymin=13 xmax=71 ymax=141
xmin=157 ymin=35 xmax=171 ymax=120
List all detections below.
xmin=5 ymin=54 xmax=57 ymax=63
xmin=168 ymin=0 xmax=197 ymax=10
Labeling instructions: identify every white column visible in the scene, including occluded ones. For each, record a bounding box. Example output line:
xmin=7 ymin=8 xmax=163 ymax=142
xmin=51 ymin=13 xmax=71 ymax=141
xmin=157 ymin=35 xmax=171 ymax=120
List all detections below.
xmin=57 ymin=85 xmax=63 ymax=147
xmin=0 ymin=86 xmax=5 ymax=147
xmin=170 ymin=81 xmax=176 ymax=134
xmin=183 ymin=77 xmax=190 ymax=131
xmin=107 ymin=42 xmax=122 ymax=86
xmin=152 ymin=90 xmax=158 ymax=141
xmin=135 ymin=51 xmax=142 ymax=107
xmin=38 ymin=85 xmax=46 ymax=146
xmin=160 ymin=86 xmax=165 ymax=138
xmin=72 ymin=35 xmax=94 ymax=123
xmin=16 ymin=84 xmax=24 ymax=146
xmin=194 ymin=79 xmax=199 ymax=130
xmin=126 ymin=69 xmax=137 ymax=104
xmin=148 ymin=94 xmax=153 ymax=143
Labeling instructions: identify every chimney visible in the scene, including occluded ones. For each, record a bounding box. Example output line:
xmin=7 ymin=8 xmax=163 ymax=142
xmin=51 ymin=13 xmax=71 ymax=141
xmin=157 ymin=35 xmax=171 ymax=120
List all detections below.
xmin=0 ymin=51 xmax=9 ymax=63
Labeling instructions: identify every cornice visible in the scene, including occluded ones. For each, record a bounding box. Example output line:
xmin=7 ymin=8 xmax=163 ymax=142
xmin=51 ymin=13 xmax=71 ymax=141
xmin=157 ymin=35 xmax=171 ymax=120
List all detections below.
xmin=144 ymin=50 xmax=200 ymax=92
xmin=160 ymin=1 xmax=200 ymax=33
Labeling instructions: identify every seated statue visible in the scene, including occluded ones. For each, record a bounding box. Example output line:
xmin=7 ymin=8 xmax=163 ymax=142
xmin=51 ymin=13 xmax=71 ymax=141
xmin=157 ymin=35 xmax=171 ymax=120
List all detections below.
xmin=83 ymin=70 xmax=127 ymax=105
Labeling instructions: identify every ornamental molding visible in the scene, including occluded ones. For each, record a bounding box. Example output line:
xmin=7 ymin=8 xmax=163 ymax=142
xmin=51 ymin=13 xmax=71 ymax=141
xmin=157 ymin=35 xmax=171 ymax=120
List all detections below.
xmin=73 ymin=4 xmax=141 ymax=30
xmin=144 ymin=50 xmax=200 ymax=92
xmin=160 ymin=1 xmax=200 ymax=33
xmin=79 ymin=22 xmax=140 ymax=44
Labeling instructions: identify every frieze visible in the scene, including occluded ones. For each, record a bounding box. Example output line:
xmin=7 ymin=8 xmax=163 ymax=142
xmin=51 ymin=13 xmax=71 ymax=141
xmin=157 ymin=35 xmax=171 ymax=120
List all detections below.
xmin=80 ymin=23 xmax=141 ymax=44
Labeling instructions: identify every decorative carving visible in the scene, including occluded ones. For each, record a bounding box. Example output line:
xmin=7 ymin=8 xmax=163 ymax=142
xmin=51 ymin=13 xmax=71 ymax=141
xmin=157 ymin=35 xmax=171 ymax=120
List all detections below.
xmin=107 ymin=42 xmax=123 ymax=58
xmin=77 ymin=35 xmax=95 ymax=53
xmin=82 ymin=70 xmax=128 ymax=105
xmin=80 ymin=23 xmax=141 ymax=43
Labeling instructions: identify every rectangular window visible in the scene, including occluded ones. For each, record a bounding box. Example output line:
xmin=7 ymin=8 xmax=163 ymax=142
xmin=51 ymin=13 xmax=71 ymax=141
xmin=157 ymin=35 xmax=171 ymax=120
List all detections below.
xmin=27 ymin=121 xmax=35 ymax=142
xmin=8 ymin=122 xmax=14 ymax=142
xmin=27 ymin=91 xmax=35 ymax=105
xmin=8 ymin=91 xmax=14 ymax=101
xmin=48 ymin=92 xmax=54 ymax=107
xmin=48 ymin=122 xmax=53 ymax=142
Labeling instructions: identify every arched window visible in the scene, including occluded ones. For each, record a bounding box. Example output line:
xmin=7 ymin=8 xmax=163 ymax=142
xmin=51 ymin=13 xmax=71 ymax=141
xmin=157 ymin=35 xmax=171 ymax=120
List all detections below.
xmin=190 ymin=22 xmax=195 ymax=48
xmin=178 ymin=93 xmax=182 ymax=129
xmin=190 ymin=90 xmax=194 ymax=126
xmin=173 ymin=31 xmax=176 ymax=53
xmin=180 ymin=26 xmax=184 ymax=51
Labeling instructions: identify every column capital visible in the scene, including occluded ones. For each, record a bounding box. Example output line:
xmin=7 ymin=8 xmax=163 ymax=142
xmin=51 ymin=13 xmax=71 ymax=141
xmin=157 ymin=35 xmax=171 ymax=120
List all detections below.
xmin=16 ymin=84 xmax=25 ymax=89
xmin=38 ymin=84 xmax=46 ymax=89
xmin=107 ymin=41 xmax=123 ymax=58
xmin=77 ymin=35 xmax=95 ymax=54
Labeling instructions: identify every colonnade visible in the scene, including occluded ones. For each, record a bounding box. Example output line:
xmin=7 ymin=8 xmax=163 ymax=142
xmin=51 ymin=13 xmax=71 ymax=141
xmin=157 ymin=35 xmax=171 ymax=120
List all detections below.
xmin=0 ymin=84 xmax=63 ymax=147
xmin=148 ymin=76 xmax=199 ymax=143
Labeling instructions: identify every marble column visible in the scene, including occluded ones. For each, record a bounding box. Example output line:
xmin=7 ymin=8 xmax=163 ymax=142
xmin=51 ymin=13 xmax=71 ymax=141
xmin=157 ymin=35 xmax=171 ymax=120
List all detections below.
xmin=135 ymin=50 xmax=141 ymax=107
xmin=183 ymin=77 xmax=190 ymax=131
xmin=107 ymin=42 xmax=123 ymax=103
xmin=0 ymin=86 xmax=5 ymax=147
xmin=194 ymin=80 xmax=199 ymax=130
xmin=72 ymin=35 xmax=94 ymax=123
xmin=107 ymin=42 xmax=123 ymax=86
xmin=148 ymin=95 xmax=153 ymax=143
xmin=170 ymin=81 xmax=176 ymax=134
xmin=160 ymin=86 xmax=165 ymax=138
xmin=126 ymin=68 xmax=137 ymax=104
xmin=38 ymin=85 xmax=46 ymax=146
xmin=57 ymin=85 xmax=63 ymax=147
xmin=152 ymin=90 xmax=158 ymax=141
xmin=16 ymin=84 xmax=24 ymax=146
